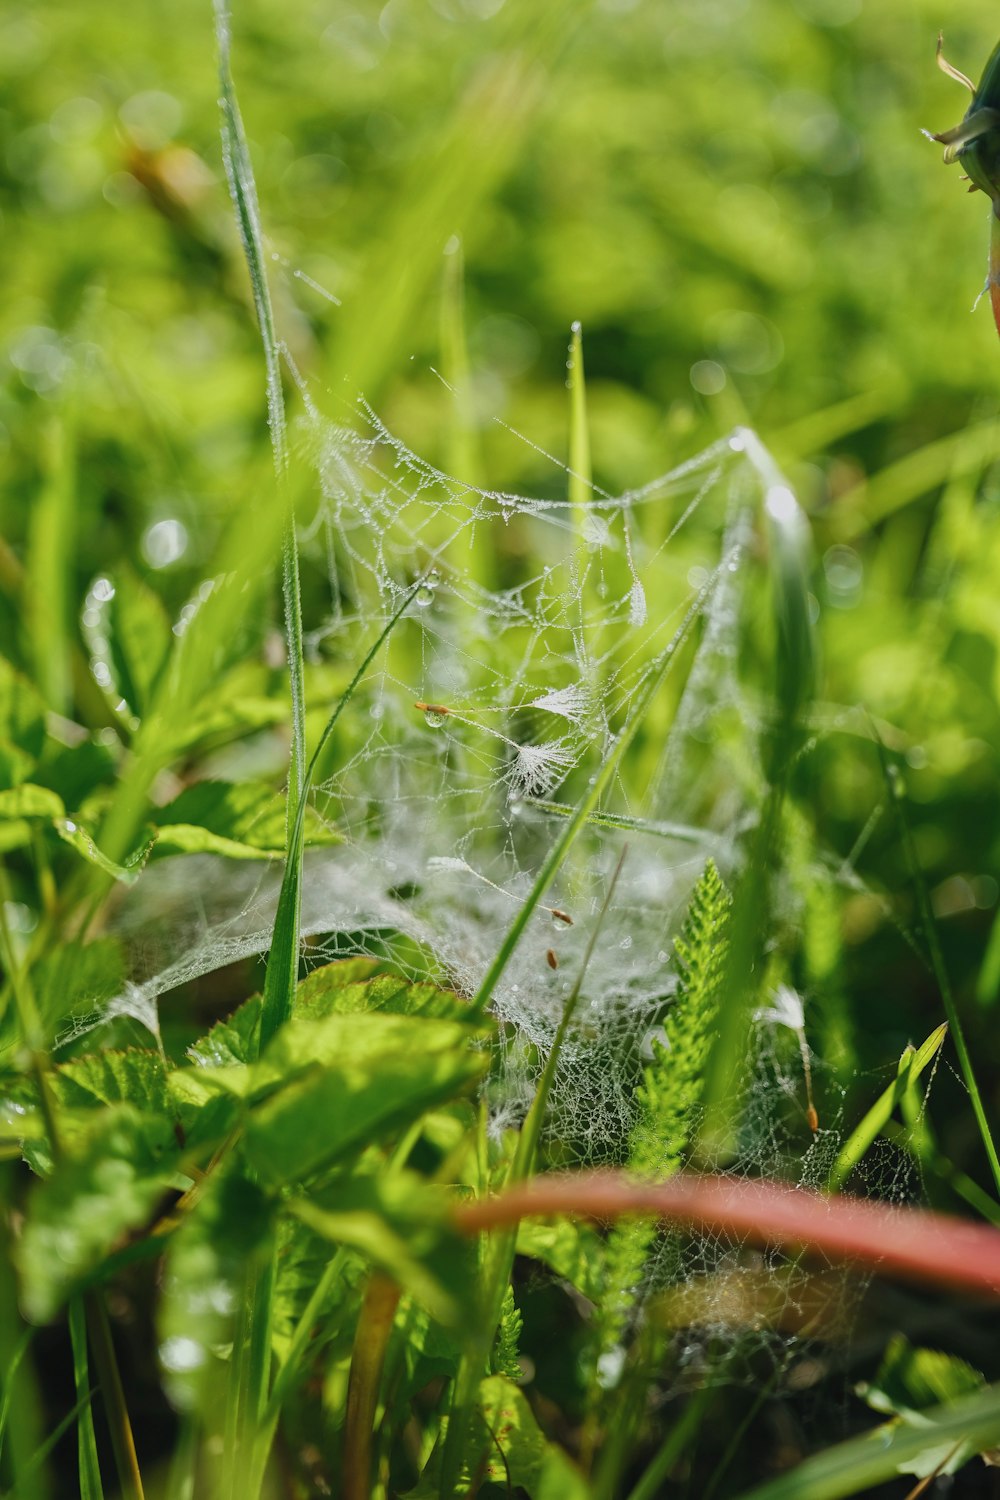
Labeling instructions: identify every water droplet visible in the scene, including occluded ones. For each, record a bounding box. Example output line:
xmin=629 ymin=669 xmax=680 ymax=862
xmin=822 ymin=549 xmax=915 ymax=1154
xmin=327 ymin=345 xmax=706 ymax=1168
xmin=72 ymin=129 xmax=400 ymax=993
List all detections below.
xmin=415 ymin=585 xmax=435 ymax=608
xmin=159 ymin=1336 xmax=207 ymax=1374
xmin=142 ymin=517 xmax=188 ymax=570
xmin=423 ymin=707 xmax=448 ymax=729
xmin=620 ymin=934 xmax=633 ymax=950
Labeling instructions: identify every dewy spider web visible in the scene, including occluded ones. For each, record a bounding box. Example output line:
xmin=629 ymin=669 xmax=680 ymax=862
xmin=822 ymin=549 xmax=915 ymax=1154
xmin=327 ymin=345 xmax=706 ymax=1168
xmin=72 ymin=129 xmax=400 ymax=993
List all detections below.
xmin=79 ymin=394 xmax=924 ymax=1379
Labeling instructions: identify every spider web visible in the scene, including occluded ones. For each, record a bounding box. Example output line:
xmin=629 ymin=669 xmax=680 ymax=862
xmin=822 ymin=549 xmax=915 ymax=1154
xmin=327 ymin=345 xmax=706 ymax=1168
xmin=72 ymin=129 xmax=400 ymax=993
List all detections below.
xmin=72 ymin=379 xmax=927 ymax=1387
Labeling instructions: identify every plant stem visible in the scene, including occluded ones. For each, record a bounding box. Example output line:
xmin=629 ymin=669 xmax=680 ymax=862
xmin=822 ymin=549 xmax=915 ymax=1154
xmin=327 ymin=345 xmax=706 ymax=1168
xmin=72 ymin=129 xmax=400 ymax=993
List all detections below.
xmin=343 ymin=1274 xmax=401 ymax=1500
xmin=452 ymin=1171 xmax=1000 ymax=1299
xmin=69 ymin=1297 xmax=104 ymax=1500
xmin=623 ymin=1382 xmax=714 ymax=1500
xmin=86 ymin=1296 xmax=144 ymax=1500
xmin=876 ymin=729 xmax=1000 ymax=1197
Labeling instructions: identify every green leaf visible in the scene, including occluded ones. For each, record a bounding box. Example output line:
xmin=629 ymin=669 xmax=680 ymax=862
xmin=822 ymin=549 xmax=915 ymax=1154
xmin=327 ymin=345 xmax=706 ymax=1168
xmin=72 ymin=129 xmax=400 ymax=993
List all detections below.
xmin=631 ymin=857 xmax=731 ymax=1178
xmin=0 ymin=783 xmax=66 ymax=854
xmin=0 ymin=784 xmax=65 ymax=821
xmin=52 ymin=1048 xmax=173 ymax=1117
xmin=82 ymin=568 xmax=172 ymax=723
xmin=593 ymin=859 xmax=731 ymax=1384
xmin=54 ymin=815 xmax=154 ymax=885
xmin=185 ymin=959 xmax=455 ymax=1072
xmin=68 ymin=1298 xmax=104 ymax=1500
xmin=859 ymin=1335 xmax=987 ymax=1478
xmin=32 ymin=939 xmax=125 ymax=1035
xmin=293 ymin=961 xmax=464 ymax=1021
xmin=240 ymin=1012 xmax=490 ymax=1183
xmin=158 ymin=1166 xmax=274 ymax=1412
xmin=492 ymin=1285 xmax=523 ymax=1380
xmin=0 ymin=656 xmax=46 ymax=790
xmin=19 ymin=1048 xmax=180 ymax=1176
xmin=515 ymin=1219 xmax=604 ymax=1302
xmin=475 ymin=1375 xmax=589 ymax=1498
xmin=18 ymin=1104 xmax=180 ymax=1322
xmin=31 ymin=736 xmax=117 ymax=811
xmin=150 ymin=779 xmax=339 ymax=861
xmin=187 ymin=994 xmax=263 ymax=1071
xmin=290 ymin=1171 xmax=477 ymax=1329
xmin=271 ymin=1213 xmax=366 ymax=1360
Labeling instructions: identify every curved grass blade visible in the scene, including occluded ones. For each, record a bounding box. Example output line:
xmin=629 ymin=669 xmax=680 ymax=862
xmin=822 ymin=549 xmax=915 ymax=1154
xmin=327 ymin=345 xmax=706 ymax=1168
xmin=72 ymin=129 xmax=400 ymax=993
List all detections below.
xmin=873 ymin=727 xmax=1000 ymax=1198
xmin=213 ymin=0 xmax=305 ymax=828
xmin=733 ymin=1381 xmax=1000 ymax=1500
xmin=525 ymin=797 xmax=719 ymax=847
xmin=827 ymin=1024 xmax=947 ymax=1193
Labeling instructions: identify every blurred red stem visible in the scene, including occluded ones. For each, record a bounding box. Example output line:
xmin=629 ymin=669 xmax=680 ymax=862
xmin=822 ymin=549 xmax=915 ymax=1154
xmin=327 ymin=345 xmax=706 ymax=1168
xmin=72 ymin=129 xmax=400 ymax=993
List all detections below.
xmin=454 ymin=1171 xmax=1000 ymax=1298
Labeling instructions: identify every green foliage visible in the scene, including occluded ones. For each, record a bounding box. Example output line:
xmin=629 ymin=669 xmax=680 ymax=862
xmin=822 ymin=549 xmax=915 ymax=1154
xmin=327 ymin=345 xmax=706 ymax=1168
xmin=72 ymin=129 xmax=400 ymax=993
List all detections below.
xmin=82 ymin=567 xmax=172 ymax=726
xmin=150 ymin=778 xmax=339 ymax=860
xmin=860 ymin=1335 xmax=988 ymax=1482
xmin=741 ymin=1381 xmax=1000 ymax=1500
xmin=291 ymin=1172 xmax=476 ymax=1330
xmin=585 ymin=859 xmax=731 ymax=1452
xmin=631 ymin=857 xmax=732 ymax=1179
xmin=492 ymin=1284 xmax=524 ymax=1380
xmin=18 ymin=1104 xmax=180 ymax=1322
xmin=5 ymin=4 xmax=1000 ymax=1495
xmin=0 ymin=659 xmax=46 ymax=791
xmin=827 ymin=1022 xmax=948 ymax=1192
xmin=158 ymin=1165 xmax=274 ymax=1414
xmin=240 ymin=1011 xmax=490 ymax=1184
xmin=473 ymin=1375 xmax=589 ymax=1498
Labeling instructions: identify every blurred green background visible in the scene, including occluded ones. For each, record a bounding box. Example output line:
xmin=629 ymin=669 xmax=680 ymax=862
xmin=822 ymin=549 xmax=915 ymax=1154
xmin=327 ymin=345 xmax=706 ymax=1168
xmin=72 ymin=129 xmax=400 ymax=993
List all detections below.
xmin=3 ymin=0 xmax=1000 ymax=1168
xmin=5 ymin=0 xmax=1000 ymax=508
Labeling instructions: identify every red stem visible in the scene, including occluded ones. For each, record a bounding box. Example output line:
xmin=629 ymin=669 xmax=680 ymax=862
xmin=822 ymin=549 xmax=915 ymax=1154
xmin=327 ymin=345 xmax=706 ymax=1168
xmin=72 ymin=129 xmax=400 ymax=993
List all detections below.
xmin=453 ymin=1171 xmax=1000 ymax=1298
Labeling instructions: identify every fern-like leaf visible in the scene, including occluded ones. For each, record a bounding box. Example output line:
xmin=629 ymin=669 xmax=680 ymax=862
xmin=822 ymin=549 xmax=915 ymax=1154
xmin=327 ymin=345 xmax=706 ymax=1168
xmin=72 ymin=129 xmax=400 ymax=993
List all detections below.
xmin=492 ymin=1283 xmax=523 ymax=1380
xmin=589 ymin=859 xmax=732 ymax=1393
xmin=631 ymin=855 xmax=732 ymax=1177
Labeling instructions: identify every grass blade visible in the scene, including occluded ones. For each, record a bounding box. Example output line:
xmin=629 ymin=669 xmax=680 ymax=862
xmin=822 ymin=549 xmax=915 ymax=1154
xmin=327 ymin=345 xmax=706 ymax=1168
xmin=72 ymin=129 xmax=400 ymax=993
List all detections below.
xmin=734 ymin=1382 xmax=1000 ymax=1500
xmin=827 ymin=1024 xmax=948 ymax=1193
xmin=697 ymin=433 xmax=815 ymax=1162
xmin=874 ymin=727 xmax=1000 ymax=1197
xmin=568 ymin=320 xmax=593 ymax=539
xmin=26 ymin=388 xmax=76 ymax=715
xmin=440 ymin=854 xmax=628 ymax=1495
xmin=68 ymin=1297 xmax=104 ymax=1500
xmin=259 ymin=584 xmax=421 ymax=1051
xmin=213 ymin=0 xmax=305 ymax=825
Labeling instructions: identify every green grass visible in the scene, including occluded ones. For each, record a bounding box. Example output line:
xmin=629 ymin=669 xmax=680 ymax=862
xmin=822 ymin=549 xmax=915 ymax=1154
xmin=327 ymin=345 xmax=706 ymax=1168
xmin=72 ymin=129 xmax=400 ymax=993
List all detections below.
xmin=3 ymin=2 xmax=1000 ymax=1497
